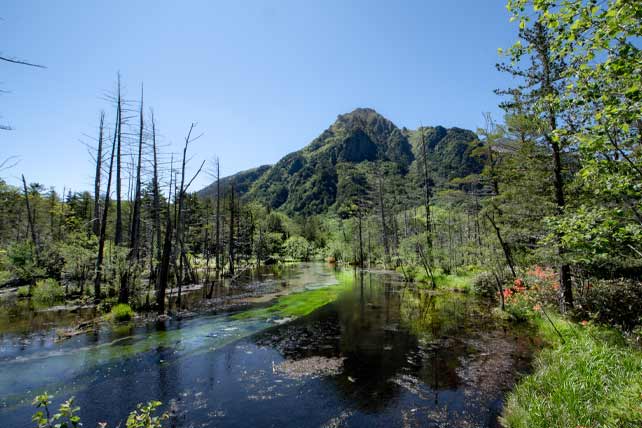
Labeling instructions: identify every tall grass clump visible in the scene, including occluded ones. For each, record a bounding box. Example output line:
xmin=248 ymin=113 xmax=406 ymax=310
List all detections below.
xmin=32 ymin=278 xmax=65 ymax=306
xmin=501 ymin=315 xmax=642 ymax=428
xmin=110 ymin=303 xmax=134 ymax=322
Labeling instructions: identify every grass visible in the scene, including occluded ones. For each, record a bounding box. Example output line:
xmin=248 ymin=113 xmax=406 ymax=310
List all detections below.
xmin=32 ymin=278 xmax=65 ymax=306
xmin=232 ymin=276 xmax=351 ymax=320
xmin=109 ymin=303 xmax=134 ymax=322
xmin=501 ymin=314 xmax=642 ymax=428
xmin=433 ymin=272 xmax=474 ymax=292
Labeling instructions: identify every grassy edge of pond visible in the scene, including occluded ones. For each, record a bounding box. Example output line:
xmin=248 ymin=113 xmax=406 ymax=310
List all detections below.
xmin=501 ymin=314 xmax=642 ymax=428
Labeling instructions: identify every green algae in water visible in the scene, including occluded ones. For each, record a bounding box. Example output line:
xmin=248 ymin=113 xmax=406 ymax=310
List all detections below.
xmin=232 ymin=271 xmax=353 ymax=320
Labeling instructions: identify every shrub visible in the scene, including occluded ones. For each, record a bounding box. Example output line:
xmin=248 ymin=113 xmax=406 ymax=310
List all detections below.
xmin=110 ymin=303 xmax=134 ymax=322
xmin=471 ymin=271 xmax=500 ymax=298
xmin=17 ymin=285 xmax=30 ymax=297
xmin=7 ymin=241 xmax=44 ymax=283
xmin=282 ymin=236 xmax=313 ymax=261
xmin=577 ymin=278 xmax=642 ymax=330
xmin=32 ymin=393 xmax=168 ymax=428
xmin=503 ymin=291 xmax=540 ymax=322
xmin=32 ymin=278 xmax=65 ymax=306
xmin=524 ymin=265 xmax=559 ymax=306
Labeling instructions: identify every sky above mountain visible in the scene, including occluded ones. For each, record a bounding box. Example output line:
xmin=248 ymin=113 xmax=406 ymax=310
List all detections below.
xmin=2 ymin=0 xmax=517 ymax=192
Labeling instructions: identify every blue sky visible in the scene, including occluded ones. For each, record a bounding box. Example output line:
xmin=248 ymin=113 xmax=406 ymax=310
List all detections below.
xmin=1 ymin=0 xmax=517 ymax=192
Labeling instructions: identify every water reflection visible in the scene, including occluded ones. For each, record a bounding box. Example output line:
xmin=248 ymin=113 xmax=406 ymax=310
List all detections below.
xmin=0 ymin=265 xmax=534 ymax=428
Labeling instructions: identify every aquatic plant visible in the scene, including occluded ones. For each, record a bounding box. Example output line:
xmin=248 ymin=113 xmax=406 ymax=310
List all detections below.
xmin=233 ymin=272 xmax=352 ymax=320
xmin=110 ymin=303 xmax=134 ymax=322
xmin=32 ymin=278 xmax=65 ymax=306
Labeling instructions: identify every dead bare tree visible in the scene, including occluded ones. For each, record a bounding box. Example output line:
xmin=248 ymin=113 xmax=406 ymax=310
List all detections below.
xmin=175 ymin=124 xmax=205 ymax=307
xmin=129 ymin=85 xmax=144 ymax=261
xmin=92 ymin=112 xmax=105 ymax=236
xmin=21 ymin=175 xmax=39 ymax=262
xmin=419 ymin=126 xmax=436 ymax=287
xmin=114 ymin=74 xmax=123 ymax=245
xmin=94 ymin=115 xmax=118 ymax=303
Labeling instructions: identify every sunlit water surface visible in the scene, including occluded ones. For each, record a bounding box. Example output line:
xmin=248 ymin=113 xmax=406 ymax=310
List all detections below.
xmin=0 ymin=263 xmax=535 ymax=428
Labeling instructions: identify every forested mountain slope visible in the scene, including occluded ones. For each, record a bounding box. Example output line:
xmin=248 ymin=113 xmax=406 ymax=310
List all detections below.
xmin=198 ymin=108 xmax=483 ymax=215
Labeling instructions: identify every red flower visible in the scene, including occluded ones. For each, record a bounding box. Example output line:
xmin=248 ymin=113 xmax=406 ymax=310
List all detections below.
xmin=581 ymin=320 xmax=588 ymax=326
xmin=514 ymin=278 xmax=524 ymax=287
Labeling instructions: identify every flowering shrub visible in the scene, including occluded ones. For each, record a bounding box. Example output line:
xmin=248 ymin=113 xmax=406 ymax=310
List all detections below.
xmin=502 ymin=285 xmax=542 ymax=322
xmin=524 ymin=265 xmax=559 ymax=306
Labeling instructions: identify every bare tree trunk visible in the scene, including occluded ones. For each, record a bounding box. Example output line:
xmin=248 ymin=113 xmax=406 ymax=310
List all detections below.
xmin=419 ymin=126 xmax=436 ymax=288
xmin=93 ymin=112 xmax=104 ymax=236
xmin=129 ymin=85 xmax=144 ymax=261
xmin=94 ymin=116 xmax=118 ymax=303
xmin=215 ymin=158 xmax=221 ymax=277
xmin=21 ymin=175 xmax=39 ymax=261
xmin=228 ymin=182 xmax=235 ymax=276
xmin=357 ymin=211 xmax=364 ymax=268
xmin=156 ymin=170 xmax=173 ymax=314
xmin=377 ymin=174 xmax=390 ymax=267
xmin=151 ymin=112 xmax=162 ymax=271
xmin=115 ymin=75 xmax=123 ymax=245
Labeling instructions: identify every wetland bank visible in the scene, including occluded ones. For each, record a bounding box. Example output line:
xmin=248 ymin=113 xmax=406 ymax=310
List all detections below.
xmin=0 ymin=263 xmax=536 ymax=428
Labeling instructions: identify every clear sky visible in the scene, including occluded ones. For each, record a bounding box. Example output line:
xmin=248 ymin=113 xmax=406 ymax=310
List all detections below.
xmin=1 ymin=0 xmax=517 ymax=193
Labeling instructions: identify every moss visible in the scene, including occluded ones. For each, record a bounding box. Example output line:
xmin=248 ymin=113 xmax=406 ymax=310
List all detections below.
xmin=501 ymin=315 xmax=642 ymax=428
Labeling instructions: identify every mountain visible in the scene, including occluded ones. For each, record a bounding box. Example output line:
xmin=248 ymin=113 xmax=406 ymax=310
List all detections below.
xmin=198 ymin=165 xmax=270 ymax=200
xmin=197 ymin=108 xmax=483 ymax=216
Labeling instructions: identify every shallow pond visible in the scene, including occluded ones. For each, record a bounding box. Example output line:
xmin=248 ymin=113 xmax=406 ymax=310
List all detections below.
xmin=0 ymin=263 xmax=536 ymax=427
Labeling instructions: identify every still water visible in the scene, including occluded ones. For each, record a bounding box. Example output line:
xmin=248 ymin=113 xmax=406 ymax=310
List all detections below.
xmin=0 ymin=263 xmax=535 ymax=427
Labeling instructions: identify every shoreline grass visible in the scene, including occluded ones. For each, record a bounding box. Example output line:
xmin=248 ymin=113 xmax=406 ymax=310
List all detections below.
xmin=501 ymin=314 xmax=642 ymax=428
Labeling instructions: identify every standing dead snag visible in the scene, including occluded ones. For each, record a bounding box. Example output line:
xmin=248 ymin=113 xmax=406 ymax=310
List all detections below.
xmin=92 ymin=112 xmax=105 ymax=236
xmin=114 ymin=74 xmax=123 ymax=245
xmin=376 ymin=172 xmax=390 ymax=268
xmin=419 ymin=126 xmax=436 ymax=288
xmin=151 ymin=111 xmax=162 ymax=278
xmin=215 ymin=157 xmax=221 ymax=278
xmin=156 ymin=162 xmax=173 ymax=315
xmin=21 ymin=175 xmax=39 ymax=262
xmin=94 ymin=114 xmax=118 ymax=303
xmin=119 ymin=85 xmax=145 ymax=305
xmin=228 ymin=181 xmax=236 ymax=276
xmin=129 ymin=85 xmax=144 ymax=262
xmin=175 ymin=124 xmax=205 ymax=308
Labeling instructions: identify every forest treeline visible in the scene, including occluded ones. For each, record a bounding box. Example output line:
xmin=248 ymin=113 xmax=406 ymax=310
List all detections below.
xmin=1 ymin=0 xmax=641 ymax=331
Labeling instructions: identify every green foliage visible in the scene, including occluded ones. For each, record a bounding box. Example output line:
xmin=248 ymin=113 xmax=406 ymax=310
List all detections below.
xmin=7 ymin=241 xmax=44 ymax=283
xmin=17 ymin=285 xmax=30 ymax=297
xmin=501 ymin=316 xmax=642 ymax=428
xmin=282 ymin=236 xmax=313 ymax=261
xmin=58 ymin=232 xmax=97 ymax=291
xmin=110 ymin=303 xmax=134 ymax=322
xmin=125 ymin=401 xmax=168 ymax=428
xmin=32 ymin=393 xmax=81 ymax=428
xmin=31 ymin=394 xmax=167 ymax=428
xmin=577 ymin=279 xmax=642 ymax=330
xmin=32 ymin=279 xmax=64 ymax=306
xmin=471 ymin=271 xmax=500 ymax=298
